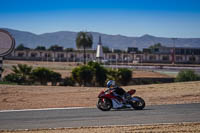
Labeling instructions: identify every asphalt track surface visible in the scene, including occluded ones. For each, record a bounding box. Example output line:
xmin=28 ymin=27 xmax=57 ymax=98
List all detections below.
xmin=0 ymin=103 xmax=200 ymax=130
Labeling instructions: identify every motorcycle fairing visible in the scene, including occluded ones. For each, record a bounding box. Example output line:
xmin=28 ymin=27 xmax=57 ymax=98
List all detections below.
xmin=111 ymin=99 xmax=132 ymax=109
xmin=131 ymin=97 xmax=140 ymax=102
xmin=112 ymin=99 xmax=123 ymax=108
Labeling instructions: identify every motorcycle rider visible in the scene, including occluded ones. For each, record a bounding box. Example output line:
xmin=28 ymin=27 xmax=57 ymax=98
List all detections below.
xmin=106 ymin=80 xmax=129 ymax=104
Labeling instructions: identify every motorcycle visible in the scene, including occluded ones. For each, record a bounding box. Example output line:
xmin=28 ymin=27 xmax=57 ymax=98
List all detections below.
xmin=97 ymin=89 xmax=145 ymax=111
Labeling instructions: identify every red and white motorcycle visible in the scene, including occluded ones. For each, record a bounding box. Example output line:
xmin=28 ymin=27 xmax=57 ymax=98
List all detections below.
xmin=97 ymin=89 xmax=145 ymax=111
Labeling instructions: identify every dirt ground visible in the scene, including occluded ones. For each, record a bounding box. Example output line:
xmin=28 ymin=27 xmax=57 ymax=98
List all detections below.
xmin=2 ymin=60 xmax=79 ymax=78
xmin=0 ymin=81 xmax=200 ymax=110
xmin=1 ymin=123 xmax=200 ymax=133
xmin=1 ymin=60 xmax=200 ymax=132
xmin=0 ymin=60 xmax=198 ymax=110
xmin=132 ymin=70 xmax=170 ymax=78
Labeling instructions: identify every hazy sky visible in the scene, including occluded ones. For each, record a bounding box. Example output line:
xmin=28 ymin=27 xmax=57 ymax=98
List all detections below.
xmin=1 ymin=0 xmax=200 ymax=38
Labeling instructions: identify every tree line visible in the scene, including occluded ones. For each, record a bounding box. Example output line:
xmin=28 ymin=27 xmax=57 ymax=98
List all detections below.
xmin=3 ymin=62 xmax=132 ymax=86
xmin=2 ymin=62 xmax=200 ymax=86
xmin=16 ymin=44 xmax=74 ymax=52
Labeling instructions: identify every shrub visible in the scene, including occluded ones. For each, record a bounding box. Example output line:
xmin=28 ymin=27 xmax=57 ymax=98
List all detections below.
xmin=78 ymin=65 xmax=93 ymax=86
xmin=71 ymin=63 xmax=132 ymax=86
xmin=107 ymin=68 xmax=132 ymax=86
xmin=59 ymin=77 xmax=75 ymax=86
xmin=107 ymin=68 xmax=118 ymax=80
xmin=4 ymin=64 xmax=64 ymax=86
xmin=49 ymin=71 xmax=61 ymax=86
xmin=0 ymin=81 xmax=17 ymax=85
xmin=72 ymin=65 xmax=93 ymax=86
xmin=32 ymin=67 xmax=52 ymax=85
xmin=3 ymin=73 xmax=25 ymax=84
xmin=88 ymin=61 xmax=107 ymax=86
xmin=175 ymin=70 xmax=200 ymax=82
xmin=72 ymin=67 xmax=82 ymax=86
xmin=117 ymin=68 xmax=132 ymax=86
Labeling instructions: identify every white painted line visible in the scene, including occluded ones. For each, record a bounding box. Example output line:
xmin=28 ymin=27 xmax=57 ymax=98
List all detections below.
xmin=0 ymin=107 xmax=93 ymax=113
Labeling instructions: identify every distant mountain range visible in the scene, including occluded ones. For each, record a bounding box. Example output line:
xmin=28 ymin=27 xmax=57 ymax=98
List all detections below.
xmin=2 ymin=28 xmax=200 ymax=50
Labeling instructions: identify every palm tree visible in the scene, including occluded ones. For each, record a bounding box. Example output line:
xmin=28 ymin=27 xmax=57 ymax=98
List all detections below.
xmin=12 ymin=64 xmax=33 ymax=84
xmin=76 ymin=32 xmax=93 ymax=64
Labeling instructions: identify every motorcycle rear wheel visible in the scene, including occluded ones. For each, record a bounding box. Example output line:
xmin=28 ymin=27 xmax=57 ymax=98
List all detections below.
xmin=130 ymin=96 xmax=145 ymax=110
xmin=97 ymin=98 xmax=112 ymax=111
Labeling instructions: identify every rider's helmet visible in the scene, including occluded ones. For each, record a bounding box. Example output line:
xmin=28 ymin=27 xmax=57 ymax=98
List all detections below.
xmin=107 ymin=80 xmax=115 ymax=88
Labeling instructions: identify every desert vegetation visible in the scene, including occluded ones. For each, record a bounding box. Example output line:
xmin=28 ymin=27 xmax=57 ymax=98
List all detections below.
xmin=175 ymin=69 xmax=200 ymax=82
xmin=2 ymin=61 xmax=132 ymax=87
xmin=3 ymin=64 xmax=61 ymax=86
xmin=2 ymin=60 xmax=200 ymax=86
xmin=63 ymin=61 xmax=132 ymax=86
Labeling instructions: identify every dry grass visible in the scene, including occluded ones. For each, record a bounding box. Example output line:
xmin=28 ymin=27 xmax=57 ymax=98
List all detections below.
xmin=1 ymin=123 xmax=200 ymax=133
xmin=0 ymin=81 xmax=200 ymax=110
xmin=132 ymin=70 xmax=170 ymax=78
xmin=2 ymin=60 xmax=80 ymax=78
xmin=3 ymin=60 xmax=81 ymax=67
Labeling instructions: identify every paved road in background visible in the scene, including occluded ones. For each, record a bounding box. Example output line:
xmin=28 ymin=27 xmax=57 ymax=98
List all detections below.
xmin=0 ymin=103 xmax=200 ymax=130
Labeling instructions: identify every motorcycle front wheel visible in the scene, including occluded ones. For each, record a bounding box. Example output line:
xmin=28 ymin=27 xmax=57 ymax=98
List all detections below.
xmin=97 ymin=98 xmax=112 ymax=111
xmin=130 ymin=96 xmax=145 ymax=110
